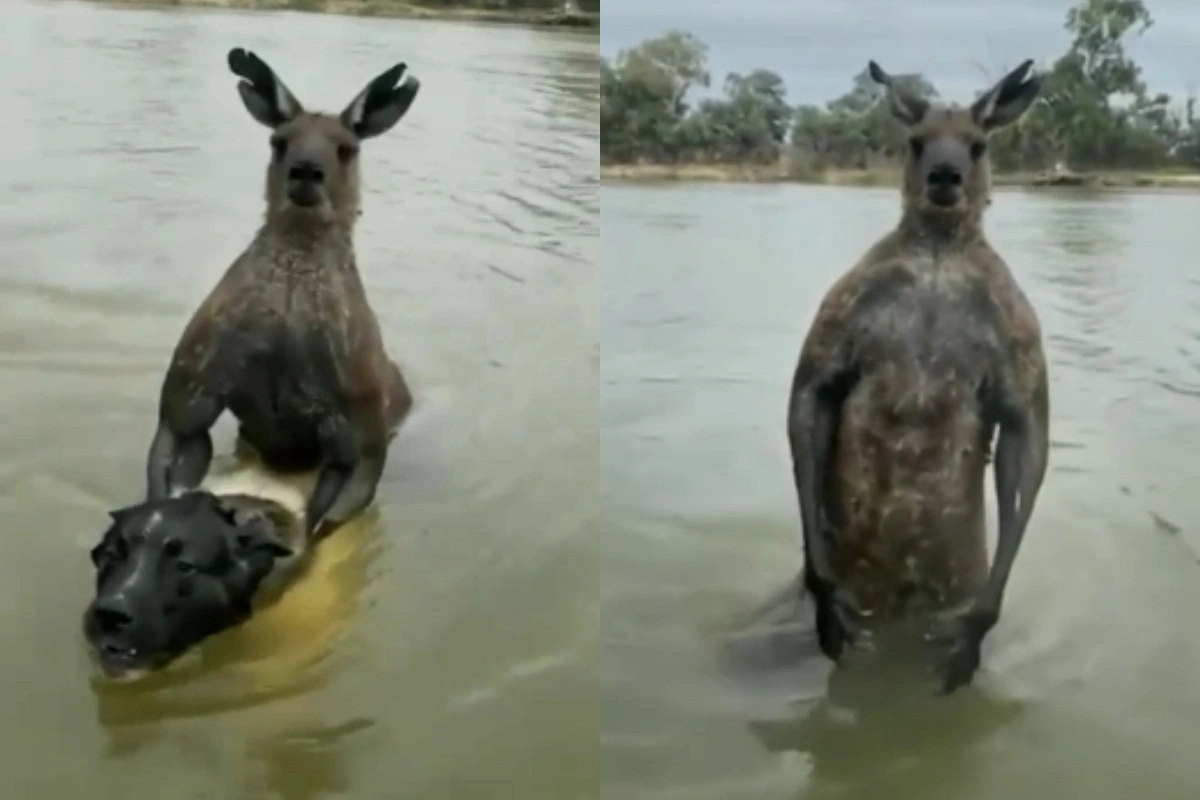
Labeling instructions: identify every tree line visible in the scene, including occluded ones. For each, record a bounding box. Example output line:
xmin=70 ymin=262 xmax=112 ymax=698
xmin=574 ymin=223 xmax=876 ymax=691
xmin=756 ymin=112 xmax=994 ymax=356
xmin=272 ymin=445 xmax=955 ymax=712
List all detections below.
xmin=413 ymin=0 xmax=598 ymax=9
xmin=601 ymin=0 xmax=1200 ymax=174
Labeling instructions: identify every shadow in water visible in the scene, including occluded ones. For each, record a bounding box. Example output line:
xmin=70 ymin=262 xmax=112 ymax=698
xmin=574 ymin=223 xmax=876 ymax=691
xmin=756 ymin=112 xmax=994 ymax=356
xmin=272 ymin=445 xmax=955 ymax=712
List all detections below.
xmin=99 ymin=711 xmax=376 ymax=800
xmin=716 ymin=573 xmax=825 ymax=675
xmin=717 ymin=577 xmax=1025 ymax=799
xmin=756 ymin=664 xmax=1024 ymax=799
xmin=243 ymin=716 xmax=377 ymax=800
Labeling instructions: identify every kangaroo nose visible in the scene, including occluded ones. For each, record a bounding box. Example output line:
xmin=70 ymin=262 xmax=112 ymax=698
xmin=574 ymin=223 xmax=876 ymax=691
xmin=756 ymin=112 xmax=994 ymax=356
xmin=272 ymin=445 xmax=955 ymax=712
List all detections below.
xmin=90 ymin=597 xmax=135 ymax=635
xmin=927 ymin=163 xmax=962 ymax=188
xmin=287 ymin=160 xmax=324 ymax=185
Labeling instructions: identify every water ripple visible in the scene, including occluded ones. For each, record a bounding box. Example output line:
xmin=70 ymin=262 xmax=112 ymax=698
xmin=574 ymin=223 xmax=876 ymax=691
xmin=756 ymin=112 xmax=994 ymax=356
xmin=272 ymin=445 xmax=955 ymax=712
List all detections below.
xmin=0 ymin=2 xmax=596 ymax=797
xmin=602 ymin=183 xmax=1200 ymax=798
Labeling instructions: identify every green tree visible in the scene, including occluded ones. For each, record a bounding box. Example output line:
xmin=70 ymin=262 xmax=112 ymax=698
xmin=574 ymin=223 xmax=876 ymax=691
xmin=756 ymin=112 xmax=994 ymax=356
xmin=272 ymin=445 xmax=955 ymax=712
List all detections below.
xmin=791 ymin=68 xmax=938 ymax=169
xmin=614 ymin=31 xmax=710 ymax=117
xmin=683 ymin=70 xmax=792 ymax=163
xmin=601 ymin=58 xmax=683 ymax=162
xmin=602 ymin=37 xmax=796 ymax=164
xmin=601 ymin=0 xmax=1198 ymax=176
xmin=992 ymin=0 xmax=1156 ymax=169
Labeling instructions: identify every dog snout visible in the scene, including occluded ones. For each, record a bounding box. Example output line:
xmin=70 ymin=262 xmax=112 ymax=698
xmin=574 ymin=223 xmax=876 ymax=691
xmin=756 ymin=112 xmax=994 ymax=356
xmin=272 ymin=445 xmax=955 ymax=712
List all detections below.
xmin=90 ymin=596 xmax=135 ymax=635
xmin=287 ymin=160 xmax=325 ymax=185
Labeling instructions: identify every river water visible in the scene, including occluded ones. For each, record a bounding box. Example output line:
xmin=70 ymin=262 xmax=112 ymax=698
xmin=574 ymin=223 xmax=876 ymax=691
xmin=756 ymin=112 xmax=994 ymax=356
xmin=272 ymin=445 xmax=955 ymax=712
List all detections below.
xmin=602 ymin=183 xmax=1200 ymax=799
xmin=0 ymin=1 xmax=597 ymax=797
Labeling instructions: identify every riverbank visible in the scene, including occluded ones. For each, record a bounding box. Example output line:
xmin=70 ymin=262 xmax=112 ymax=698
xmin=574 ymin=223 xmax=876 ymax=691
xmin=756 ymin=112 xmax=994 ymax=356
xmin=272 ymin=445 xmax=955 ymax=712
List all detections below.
xmin=599 ymin=162 xmax=1200 ymax=191
xmin=87 ymin=0 xmax=600 ymax=29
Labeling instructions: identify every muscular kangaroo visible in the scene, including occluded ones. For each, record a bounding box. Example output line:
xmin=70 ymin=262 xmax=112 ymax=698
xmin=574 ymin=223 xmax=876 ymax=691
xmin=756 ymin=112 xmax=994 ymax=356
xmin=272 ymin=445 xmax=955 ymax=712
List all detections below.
xmin=145 ymin=48 xmax=419 ymax=539
xmin=786 ymin=59 xmax=1050 ymax=693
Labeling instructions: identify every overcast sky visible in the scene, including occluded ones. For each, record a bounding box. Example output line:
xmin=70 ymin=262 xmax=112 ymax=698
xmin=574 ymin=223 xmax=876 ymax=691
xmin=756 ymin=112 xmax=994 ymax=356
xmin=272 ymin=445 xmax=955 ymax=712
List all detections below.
xmin=601 ymin=0 xmax=1200 ymax=106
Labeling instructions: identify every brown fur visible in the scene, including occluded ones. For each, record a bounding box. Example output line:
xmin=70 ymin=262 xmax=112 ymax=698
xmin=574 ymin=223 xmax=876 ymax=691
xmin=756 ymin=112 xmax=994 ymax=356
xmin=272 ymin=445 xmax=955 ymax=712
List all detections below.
xmin=145 ymin=49 xmax=420 ymax=538
xmin=786 ymin=59 xmax=1050 ymax=692
xmin=166 ymin=217 xmax=408 ymax=468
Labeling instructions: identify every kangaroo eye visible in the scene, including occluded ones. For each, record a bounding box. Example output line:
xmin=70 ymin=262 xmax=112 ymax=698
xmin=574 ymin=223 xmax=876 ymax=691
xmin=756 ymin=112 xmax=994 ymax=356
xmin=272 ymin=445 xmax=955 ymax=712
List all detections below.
xmin=337 ymin=144 xmax=359 ymax=163
xmin=969 ymin=140 xmax=987 ymax=160
xmin=909 ymin=136 xmax=924 ymax=158
xmin=270 ymin=136 xmax=288 ymax=159
xmin=177 ymin=561 xmax=197 ymax=576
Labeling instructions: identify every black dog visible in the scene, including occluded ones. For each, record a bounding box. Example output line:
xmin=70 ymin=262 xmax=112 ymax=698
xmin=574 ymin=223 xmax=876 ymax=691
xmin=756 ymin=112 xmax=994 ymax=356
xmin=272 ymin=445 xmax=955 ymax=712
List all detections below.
xmin=83 ymin=470 xmax=310 ymax=682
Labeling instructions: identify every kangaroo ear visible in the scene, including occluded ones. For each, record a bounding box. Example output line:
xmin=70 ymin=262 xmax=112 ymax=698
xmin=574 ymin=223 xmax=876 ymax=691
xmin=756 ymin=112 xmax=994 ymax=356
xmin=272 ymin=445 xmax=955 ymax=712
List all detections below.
xmin=868 ymin=60 xmax=930 ymax=127
xmin=228 ymin=47 xmax=304 ymax=128
xmin=971 ymin=59 xmax=1041 ymax=132
xmin=340 ymin=62 xmax=420 ymax=140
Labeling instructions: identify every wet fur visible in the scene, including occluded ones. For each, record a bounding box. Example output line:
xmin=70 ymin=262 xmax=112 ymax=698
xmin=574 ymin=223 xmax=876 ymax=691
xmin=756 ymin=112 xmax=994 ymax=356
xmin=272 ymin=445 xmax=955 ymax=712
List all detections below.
xmin=814 ymin=241 xmax=1013 ymax=617
xmin=145 ymin=48 xmax=419 ymax=537
xmin=786 ymin=59 xmax=1050 ymax=692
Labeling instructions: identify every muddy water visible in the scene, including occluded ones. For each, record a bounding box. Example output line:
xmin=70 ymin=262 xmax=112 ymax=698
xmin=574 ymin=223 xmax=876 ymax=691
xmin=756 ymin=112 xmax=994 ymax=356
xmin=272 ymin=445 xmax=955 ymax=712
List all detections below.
xmin=0 ymin=1 xmax=597 ymax=797
xmin=602 ymin=183 xmax=1200 ymax=799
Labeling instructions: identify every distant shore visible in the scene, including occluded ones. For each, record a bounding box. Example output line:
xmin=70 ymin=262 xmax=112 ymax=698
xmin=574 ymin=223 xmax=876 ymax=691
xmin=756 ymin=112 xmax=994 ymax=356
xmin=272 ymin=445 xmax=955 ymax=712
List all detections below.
xmin=600 ymin=162 xmax=1200 ymax=191
xmin=87 ymin=0 xmax=600 ymax=29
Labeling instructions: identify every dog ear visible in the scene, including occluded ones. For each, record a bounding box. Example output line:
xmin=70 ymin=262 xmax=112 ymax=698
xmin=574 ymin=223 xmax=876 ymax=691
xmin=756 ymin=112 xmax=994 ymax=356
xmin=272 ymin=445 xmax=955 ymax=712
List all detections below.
xmin=88 ymin=540 xmax=109 ymax=568
xmin=105 ymin=504 xmax=139 ymax=526
xmin=203 ymin=493 xmax=294 ymax=560
xmin=91 ymin=504 xmax=141 ymax=567
xmin=231 ymin=516 xmax=294 ymax=560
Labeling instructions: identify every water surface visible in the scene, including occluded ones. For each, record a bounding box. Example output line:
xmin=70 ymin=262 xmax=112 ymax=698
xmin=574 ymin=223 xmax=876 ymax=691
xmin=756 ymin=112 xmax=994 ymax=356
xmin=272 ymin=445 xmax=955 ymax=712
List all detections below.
xmin=602 ymin=182 xmax=1200 ymax=799
xmin=0 ymin=2 xmax=597 ymax=797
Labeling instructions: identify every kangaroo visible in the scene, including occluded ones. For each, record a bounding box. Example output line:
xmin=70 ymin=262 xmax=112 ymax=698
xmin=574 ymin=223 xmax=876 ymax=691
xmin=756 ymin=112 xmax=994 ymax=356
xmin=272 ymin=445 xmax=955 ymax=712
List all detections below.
xmin=144 ymin=48 xmax=419 ymax=540
xmin=786 ymin=59 xmax=1051 ymax=694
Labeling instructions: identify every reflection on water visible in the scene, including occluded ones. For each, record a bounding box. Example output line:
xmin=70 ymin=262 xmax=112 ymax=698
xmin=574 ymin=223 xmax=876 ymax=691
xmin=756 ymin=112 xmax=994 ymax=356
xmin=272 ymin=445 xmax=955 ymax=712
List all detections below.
xmin=243 ymin=717 xmax=377 ymax=800
xmin=602 ymin=183 xmax=1200 ymax=799
xmin=0 ymin=1 xmax=597 ymax=797
xmin=99 ymin=710 xmax=376 ymax=800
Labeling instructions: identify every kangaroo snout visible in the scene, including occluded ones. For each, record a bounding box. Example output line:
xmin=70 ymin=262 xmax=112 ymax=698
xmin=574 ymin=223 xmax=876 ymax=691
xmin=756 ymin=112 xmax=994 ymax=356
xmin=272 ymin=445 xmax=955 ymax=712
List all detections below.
xmin=286 ymin=158 xmax=326 ymax=207
xmin=926 ymin=163 xmax=962 ymax=188
xmin=288 ymin=159 xmax=325 ymax=185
